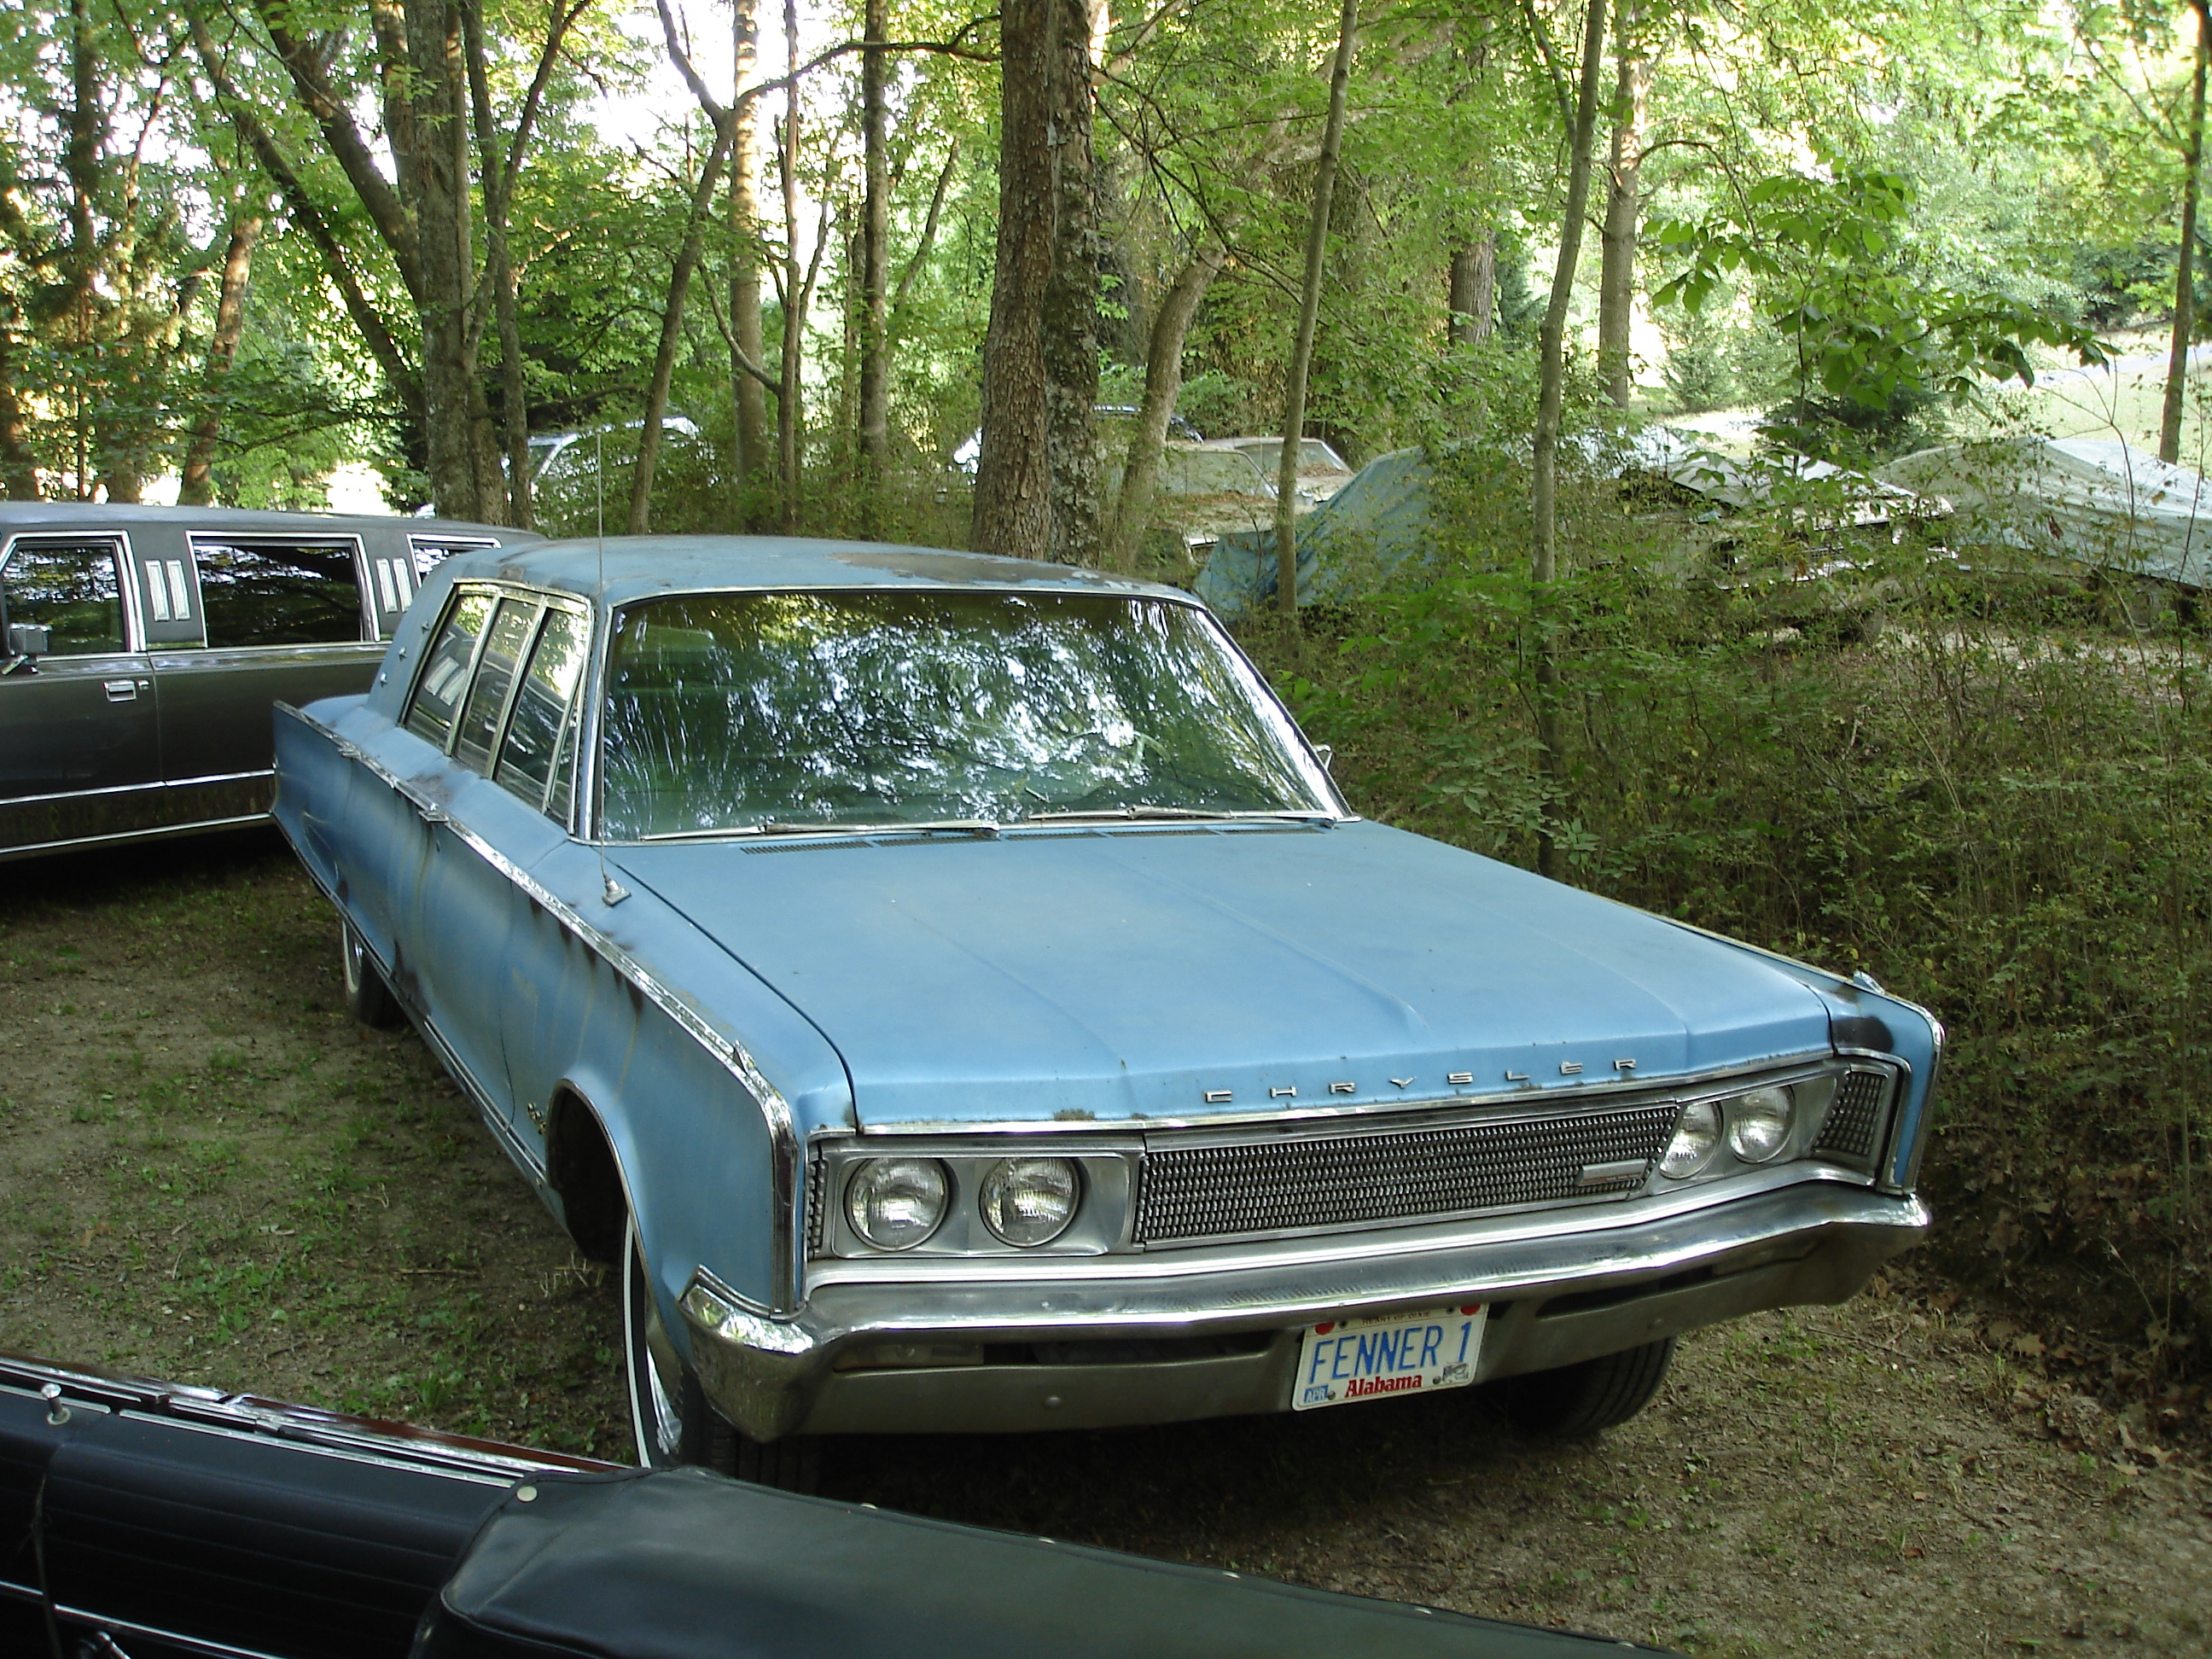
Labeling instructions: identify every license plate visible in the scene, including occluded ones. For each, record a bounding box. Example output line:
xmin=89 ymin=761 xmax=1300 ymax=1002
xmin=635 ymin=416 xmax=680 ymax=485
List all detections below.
xmin=1292 ymin=1304 xmax=1486 ymax=1412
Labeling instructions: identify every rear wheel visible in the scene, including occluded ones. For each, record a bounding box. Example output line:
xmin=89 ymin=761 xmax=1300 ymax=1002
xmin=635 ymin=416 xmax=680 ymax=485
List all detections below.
xmin=1500 ymin=1338 xmax=1676 ymax=1438
xmin=340 ymin=920 xmax=405 ymax=1029
xmin=621 ymin=1216 xmax=818 ymax=1490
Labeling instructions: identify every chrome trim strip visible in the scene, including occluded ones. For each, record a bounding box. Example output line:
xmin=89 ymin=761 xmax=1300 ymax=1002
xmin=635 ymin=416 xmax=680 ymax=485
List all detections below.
xmin=0 ymin=1586 xmax=296 ymax=1659
xmin=0 ymin=812 xmax=271 ymax=864
xmin=287 ymin=701 xmax=806 ymax=1314
xmin=0 ymin=769 xmax=269 ymax=808
xmin=853 ymin=1050 xmax=1840 ymax=1137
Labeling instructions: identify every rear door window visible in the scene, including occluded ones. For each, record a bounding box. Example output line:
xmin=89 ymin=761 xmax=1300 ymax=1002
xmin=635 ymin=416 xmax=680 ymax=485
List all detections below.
xmin=405 ymin=591 xmax=495 ymax=746
xmin=191 ymin=538 xmax=365 ymax=648
xmin=1 ymin=540 xmax=125 ymax=655
xmin=451 ymin=597 xmax=542 ymax=773
xmin=493 ymin=605 xmax=588 ymax=813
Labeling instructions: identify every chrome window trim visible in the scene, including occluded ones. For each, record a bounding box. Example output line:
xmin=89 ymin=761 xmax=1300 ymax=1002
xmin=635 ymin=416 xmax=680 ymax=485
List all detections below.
xmin=489 ymin=595 xmax=593 ymax=818
xmin=288 ymin=701 xmax=806 ymax=1314
xmin=185 ymin=529 xmax=372 ymax=644
xmin=451 ymin=592 xmax=547 ymax=775
xmin=576 ymin=581 xmax=1348 ymax=844
xmin=0 ymin=528 xmax=141 ymax=654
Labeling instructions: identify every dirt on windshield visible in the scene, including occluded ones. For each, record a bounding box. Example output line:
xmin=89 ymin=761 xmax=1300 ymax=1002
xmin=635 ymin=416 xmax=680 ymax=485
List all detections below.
xmin=3 ymin=832 xmax=2208 ymax=1656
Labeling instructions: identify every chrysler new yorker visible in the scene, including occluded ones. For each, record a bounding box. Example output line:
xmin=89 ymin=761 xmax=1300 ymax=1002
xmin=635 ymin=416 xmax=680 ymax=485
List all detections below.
xmin=269 ymin=535 xmax=1940 ymax=1486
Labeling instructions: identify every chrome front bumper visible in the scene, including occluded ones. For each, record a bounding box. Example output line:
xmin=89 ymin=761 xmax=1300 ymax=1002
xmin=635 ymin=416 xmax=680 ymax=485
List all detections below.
xmin=679 ymin=1179 xmax=1929 ymax=1441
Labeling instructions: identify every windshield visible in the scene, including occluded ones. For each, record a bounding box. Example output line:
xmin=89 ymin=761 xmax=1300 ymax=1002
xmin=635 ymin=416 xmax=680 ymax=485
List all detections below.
xmin=597 ymin=590 xmax=1331 ymax=838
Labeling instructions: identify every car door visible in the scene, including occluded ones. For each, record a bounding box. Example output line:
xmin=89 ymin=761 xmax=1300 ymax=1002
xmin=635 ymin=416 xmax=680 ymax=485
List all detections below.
xmin=0 ymin=533 xmax=159 ymax=856
xmin=151 ymin=533 xmax=379 ymax=824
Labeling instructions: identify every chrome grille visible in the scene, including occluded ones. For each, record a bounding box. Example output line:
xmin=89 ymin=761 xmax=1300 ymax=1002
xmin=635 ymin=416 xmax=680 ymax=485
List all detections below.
xmin=1813 ymin=1069 xmax=1889 ymax=1164
xmin=1132 ymin=1103 xmax=1680 ymax=1244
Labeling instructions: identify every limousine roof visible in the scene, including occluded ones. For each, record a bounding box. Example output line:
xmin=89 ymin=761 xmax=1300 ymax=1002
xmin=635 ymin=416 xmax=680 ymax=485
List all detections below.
xmin=441 ymin=533 xmax=1183 ymax=610
xmin=0 ymin=501 xmax=533 ymax=541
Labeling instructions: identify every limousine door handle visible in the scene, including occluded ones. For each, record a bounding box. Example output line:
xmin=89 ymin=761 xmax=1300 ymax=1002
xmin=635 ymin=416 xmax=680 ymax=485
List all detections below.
xmin=103 ymin=678 xmax=145 ymax=701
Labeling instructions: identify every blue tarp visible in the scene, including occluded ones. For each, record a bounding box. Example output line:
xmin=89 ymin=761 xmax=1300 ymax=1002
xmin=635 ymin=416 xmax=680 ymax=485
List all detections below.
xmin=1195 ymin=448 xmax=1436 ymax=620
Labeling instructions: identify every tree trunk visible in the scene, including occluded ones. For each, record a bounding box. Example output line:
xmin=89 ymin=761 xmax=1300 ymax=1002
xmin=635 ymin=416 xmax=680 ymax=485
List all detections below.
xmin=628 ymin=121 xmax=736 ymax=534
xmin=973 ymin=0 xmax=1058 ymax=558
xmin=729 ymin=0 xmax=767 ymax=530
xmin=857 ymin=0 xmax=891 ymax=526
xmin=1275 ymin=0 xmax=1359 ymax=621
xmin=0 ymin=323 xmax=34 ymax=498
xmin=1531 ymin=0 xmax=1610 ymax=880
xmin=1044 ymin=0 xmax=1102 ymax=567
xmin=2164 ymin=0 xmax=2209 ymax=464
xmin=1447 ymin=234 xmax=1495 ymax=346
xmin=178 ymin=213 xmax=263 ymax=507
xmin=1597 ymin=3 xmax=1648 ymax=409
xmin=777 ymin=0 xmax=804 ymax=532
xmin=1106 ymin=242 xmax=1225 ymax=571
xmin=402 ymin=0 xmax=492 ymax=521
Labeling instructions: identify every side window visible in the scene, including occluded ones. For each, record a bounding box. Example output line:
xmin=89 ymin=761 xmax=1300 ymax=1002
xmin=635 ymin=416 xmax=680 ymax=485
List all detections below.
xmin=410 ymin=537 xmax=497 ymax=575
xmin=493 ymin=607 xmax=588 ymax=813
xmin=0 ymin=541 xmax=125 ymax=655
xmin=452 ymin=598 xmax=540 ymax=773
xmin=193 ymin=538 xmax=364 ymax=648
xmin=405 ymin=591 xmax=494 ymax=746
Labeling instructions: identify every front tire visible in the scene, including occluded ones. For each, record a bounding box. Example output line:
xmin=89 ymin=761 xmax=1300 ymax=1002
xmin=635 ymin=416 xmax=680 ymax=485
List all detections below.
xmin=621 ymin=1216 xmax=818 ymax=1490
xmin=1500 ymin=1337 xmax=1676 ymax=1438
xmin=340 ymin=920 xmax=405 ymax=1029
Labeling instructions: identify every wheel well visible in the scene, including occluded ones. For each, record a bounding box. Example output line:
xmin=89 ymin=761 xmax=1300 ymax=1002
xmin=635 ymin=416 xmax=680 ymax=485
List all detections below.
xmin=545 ymin=1090 xmax=625 ymax=1265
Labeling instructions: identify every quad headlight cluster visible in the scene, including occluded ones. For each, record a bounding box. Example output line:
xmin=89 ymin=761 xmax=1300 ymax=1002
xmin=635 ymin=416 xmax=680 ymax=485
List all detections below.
xmin=844 ymin=1155 xmax=1084 ymax=1251
xmin=1658 ymin=1076 xmax=1836 ymax=1181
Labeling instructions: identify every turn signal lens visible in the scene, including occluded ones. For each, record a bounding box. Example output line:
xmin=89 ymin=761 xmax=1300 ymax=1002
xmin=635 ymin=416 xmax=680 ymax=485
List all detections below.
xmin=1726 ymin=1086 xmax=1795 ymax=1163
xmin=846 ymin=1157 xmax=950 ymax=1249
xmin=979 ymin=1157 xmax=1080 ymax=1246
xmin=1660 ymin=1099 xmax=1721 ymax=1179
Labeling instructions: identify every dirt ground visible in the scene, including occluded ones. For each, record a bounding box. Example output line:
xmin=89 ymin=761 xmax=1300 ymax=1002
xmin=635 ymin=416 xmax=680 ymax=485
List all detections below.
xmin=3 ymin=832 xmax=2209 ymax=1657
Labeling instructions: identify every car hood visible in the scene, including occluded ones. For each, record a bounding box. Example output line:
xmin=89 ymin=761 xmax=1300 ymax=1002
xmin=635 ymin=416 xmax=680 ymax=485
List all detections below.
xmin=608 ymin=822 xmax=1835 ymax=1132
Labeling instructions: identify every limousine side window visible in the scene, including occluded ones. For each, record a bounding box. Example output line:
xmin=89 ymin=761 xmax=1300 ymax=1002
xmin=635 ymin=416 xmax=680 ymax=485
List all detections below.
xmin=192 ymin=538 xmax=365 ymax=649
xmin=406 ymin=591 xmax=494 ymax=747
xmin=0 ymin=541 xmax=125 ymax=655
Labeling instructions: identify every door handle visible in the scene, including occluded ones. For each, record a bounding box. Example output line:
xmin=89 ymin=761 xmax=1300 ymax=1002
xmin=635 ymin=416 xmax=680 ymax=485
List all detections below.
xmin=103 ymin=679 xmax=138 ymax=701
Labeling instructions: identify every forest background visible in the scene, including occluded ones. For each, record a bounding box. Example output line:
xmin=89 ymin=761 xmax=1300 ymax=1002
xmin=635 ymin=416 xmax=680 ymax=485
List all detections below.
xmin=7 ymin=0 xmax=2212 ymax=1435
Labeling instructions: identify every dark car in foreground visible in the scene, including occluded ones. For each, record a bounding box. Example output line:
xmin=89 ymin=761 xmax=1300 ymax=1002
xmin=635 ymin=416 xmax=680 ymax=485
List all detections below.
xmin=0 ymin=503 xmax=535 ymax=860
xmin=271 ymin=535 xmax=1940 ymax=1485
xmin=3 ymin=1350 xmax=1673 ymax=1658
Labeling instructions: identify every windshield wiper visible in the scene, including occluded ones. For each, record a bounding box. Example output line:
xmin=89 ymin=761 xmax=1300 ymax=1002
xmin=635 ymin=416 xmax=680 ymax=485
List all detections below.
xmin=742 ymin=817 xmax=1003 ymax=838
xmin=1020 ymin=806 xmax=1336 ymax=825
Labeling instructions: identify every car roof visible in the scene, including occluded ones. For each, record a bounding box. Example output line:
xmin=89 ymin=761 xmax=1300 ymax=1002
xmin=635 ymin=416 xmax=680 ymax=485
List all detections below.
xmin=446 ymin=534 xmax=1196 ymax=608
xmin=0 ymin=501 xmax=529 ymax=538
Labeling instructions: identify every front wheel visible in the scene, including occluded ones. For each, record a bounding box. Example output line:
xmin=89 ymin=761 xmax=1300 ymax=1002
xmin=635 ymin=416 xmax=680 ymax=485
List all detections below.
xmin=1499 ymin=1337 xmax=1676 ymax=1438
xmin=621 ymin=1216 xmax=818 ymax=1490
xmin=340 ymin=919 xmax=405 ymax=1029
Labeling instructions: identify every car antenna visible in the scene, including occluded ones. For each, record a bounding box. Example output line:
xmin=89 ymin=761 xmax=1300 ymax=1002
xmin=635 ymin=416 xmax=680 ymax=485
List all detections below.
xmin=594 ymin=428 xmax=629 ymax=908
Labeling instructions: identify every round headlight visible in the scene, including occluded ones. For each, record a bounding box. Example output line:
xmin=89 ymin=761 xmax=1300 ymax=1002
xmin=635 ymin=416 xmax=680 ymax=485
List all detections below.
xmin=846 ymin=1158 xmax=950 ymax=1250
xmin=1660 ymin=1099 xmax=1721 ymax=1179
xmin=978 ymin=1157 xmax=1080 ymax=1247
xmin=1726 ymin=1086 xmax=1795 ymax=1163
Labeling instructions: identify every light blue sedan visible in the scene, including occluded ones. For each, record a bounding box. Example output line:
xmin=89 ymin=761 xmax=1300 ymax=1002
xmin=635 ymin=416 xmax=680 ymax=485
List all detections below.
xmin=272 ymin=536 xmax=1939 ymax=1486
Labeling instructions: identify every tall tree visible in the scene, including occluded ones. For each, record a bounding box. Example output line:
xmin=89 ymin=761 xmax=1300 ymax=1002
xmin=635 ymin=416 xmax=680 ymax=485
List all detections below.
xmin=858 ymin=0 xmax=892 ymax=521
xmin=1597 ymin=0 xmax=1649 ymax=408
xmin=1531 ymin=0 xmax=1610 ymax=880
xmin=1275 ymin=0 xmax=1361 ymax=620
xmin=2165 ymin=0 xmax=2210 ymax=462
xmin=177 ymin=210 xmax=264 ymax=506
xmin=975 ymin=0 xmax=1100 ymax=563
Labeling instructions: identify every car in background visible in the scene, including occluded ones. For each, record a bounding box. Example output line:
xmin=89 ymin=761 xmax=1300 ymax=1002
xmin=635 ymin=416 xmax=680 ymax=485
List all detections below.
xmin=273 ymin=534 xmax=1941 ymax=1489
xmin=0 ymin=503 xmax=536 ymax=860
xmin=950 ymin=407 xmax=1204 ymax=475
xmin=1202 ymin=435 xmax=1357 ymax=502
